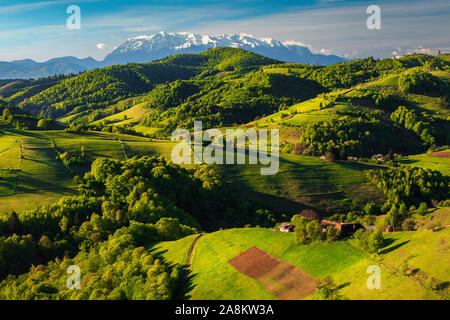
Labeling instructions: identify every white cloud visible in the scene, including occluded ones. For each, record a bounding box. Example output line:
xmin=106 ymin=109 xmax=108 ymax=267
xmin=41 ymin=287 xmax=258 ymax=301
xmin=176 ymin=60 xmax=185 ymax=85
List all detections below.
xmin=390 ymin=45 xmax=450 ymax=58
xmin=96 ymin=43 xmax=107 ymax=50
xmin=319 ymin=48 xmax=332 ymax=55
xmin=188 ymin=0 xmax=450 ymax=59
xmin=282 ymin=40 xmax=308 ymax=47
xmin=405 ymin=46 xmax=435 ymax=55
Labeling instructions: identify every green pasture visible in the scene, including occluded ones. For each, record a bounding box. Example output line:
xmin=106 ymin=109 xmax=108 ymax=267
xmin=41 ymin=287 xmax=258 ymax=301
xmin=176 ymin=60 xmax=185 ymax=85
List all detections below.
xmin=152 ymin=227 xmax=443 ymax=300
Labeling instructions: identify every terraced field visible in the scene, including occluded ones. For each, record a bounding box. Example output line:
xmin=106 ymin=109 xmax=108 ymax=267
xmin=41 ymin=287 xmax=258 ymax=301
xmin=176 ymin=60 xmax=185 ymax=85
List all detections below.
xmin=215 ymin=152 xmax=385 ymax=215
xmin=0 ymin=127 xmax=76 ymax=214
xmin=0 ymin=128 xmax=178 ymax=213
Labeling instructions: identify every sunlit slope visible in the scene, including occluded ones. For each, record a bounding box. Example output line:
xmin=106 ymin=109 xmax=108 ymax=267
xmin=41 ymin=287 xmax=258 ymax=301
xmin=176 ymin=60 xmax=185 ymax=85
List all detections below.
xmin=152 ymin=227 xmax=447 ymax=300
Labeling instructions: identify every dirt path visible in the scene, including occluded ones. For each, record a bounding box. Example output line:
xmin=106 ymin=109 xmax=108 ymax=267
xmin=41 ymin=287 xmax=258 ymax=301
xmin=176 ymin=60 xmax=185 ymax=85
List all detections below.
xmin=186 ymin=234 xmax=203 ymax=266
xmin=174 ymin=233 xmax=203 ymax=300
xmin=343 ymin=88 xmax=354 ymax=95
xmin=118 ymin=139 xmax=128 ymax=160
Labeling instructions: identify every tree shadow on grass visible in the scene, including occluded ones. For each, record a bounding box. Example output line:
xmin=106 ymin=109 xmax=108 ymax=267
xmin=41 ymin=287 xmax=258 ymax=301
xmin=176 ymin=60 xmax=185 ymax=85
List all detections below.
xmin=410 ymin=268 xmax=420 ymax=276
xmin=6 ymin=128 xmax=47 ymax=140
xmin=398 ymin=159 xmax=419 ymax=165
xmin=147 ymin=247 xmax=198 ymax=300
xmin=436 ymin=281 xmax=450 ymax=291
xmin=177 ymin=267 xmax=198 ymax=300
xmin=379 ymin=240 xmax=410 ymax=255
xmin=14 ymin=171 xmax=74 ymax=194
xmin=336 ymin=282 xmax=351 ymax=290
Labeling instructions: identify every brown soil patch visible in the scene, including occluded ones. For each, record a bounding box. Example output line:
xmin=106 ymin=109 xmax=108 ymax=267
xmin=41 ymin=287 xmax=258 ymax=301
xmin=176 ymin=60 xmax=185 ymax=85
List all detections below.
xmin=228 ymin=246 xmax=316 ymax=300
xmin=281 ymin=114 xmax=294 ymax=120
xmin=429 ymin=152 xmax=450 ymax=158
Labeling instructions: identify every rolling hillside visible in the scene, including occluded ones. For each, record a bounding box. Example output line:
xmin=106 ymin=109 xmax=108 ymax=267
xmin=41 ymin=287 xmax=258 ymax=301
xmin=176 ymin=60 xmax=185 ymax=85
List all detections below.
xmin=0 ymin=124 xmax=176 ymax=213
xmin=16 ymin=48 xmax=279 ymax=119
xmin=152 ymin=226 xmax=449 ymax=300
xmin=0 ymin=49 xmax=448 ymax=301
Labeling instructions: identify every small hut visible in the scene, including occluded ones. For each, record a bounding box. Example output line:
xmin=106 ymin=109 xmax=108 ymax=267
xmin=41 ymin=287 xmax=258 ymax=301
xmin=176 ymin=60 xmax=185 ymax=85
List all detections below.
xmin=279 ymin=223 xmax=294 ymax=232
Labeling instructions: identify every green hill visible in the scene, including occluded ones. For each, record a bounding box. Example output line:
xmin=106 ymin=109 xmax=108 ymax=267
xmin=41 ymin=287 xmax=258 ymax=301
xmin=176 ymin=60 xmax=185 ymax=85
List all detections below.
xmin=17 ymin=48 xmax=280 ymax=120
xmin=0 ymin=50 xmax=448 ymax=301
xmin=152 ymin=226 xmax=449 ymax=300
xmin=0 ymin=125 xmax=175 ymax=213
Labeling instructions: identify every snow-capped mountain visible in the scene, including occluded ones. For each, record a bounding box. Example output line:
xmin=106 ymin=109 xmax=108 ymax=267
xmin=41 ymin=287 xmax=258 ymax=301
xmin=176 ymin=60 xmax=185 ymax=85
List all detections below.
xmin=103 ymin=31 xmax=346 ymax=66
xmin=0 ymin=31 xmax=346 ymax=79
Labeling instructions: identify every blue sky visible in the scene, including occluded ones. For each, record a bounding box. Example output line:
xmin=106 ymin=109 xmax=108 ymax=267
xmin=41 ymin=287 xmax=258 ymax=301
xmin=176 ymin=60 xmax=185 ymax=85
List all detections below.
xmin=0 ymin=0 xmax=449 ymax=62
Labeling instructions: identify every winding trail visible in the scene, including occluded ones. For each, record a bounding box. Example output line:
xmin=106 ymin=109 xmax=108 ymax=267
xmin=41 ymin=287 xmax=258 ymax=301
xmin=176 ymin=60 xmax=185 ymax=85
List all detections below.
xmin=186 ymin=234 xmax=203 ymax=266
xmin=118 ymin=139 xmax=128 ymax=160
xmin=175 ymin=233 xmax=203 ymax=300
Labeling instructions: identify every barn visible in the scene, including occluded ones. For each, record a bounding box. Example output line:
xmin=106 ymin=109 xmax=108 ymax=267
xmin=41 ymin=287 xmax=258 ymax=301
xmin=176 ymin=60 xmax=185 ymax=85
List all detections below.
xmin=321 ymin=220 xmax=365 ymax=237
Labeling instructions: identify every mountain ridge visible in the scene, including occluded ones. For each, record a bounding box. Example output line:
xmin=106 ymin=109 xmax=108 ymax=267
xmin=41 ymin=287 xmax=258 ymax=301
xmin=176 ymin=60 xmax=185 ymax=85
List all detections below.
xmin=0 ymin=31 xmax=346 ymax=79
xmin=104 ymin=31 xmax=346 ymax=67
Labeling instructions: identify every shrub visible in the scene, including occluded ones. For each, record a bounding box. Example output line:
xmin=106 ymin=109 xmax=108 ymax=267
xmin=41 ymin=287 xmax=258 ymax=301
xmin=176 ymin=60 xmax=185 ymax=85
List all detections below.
xmin=306 ymin=220 xmax=324 ymax=241
xmin=354 ymin=229 xmax=384 ymax=253
xmin=37 ymin=119 xmax=51 ymax=130
xmin=417 ymin=202 xmax=428 ymax=215
xmin=364 ymin=201 xmax=377 ymax=215
xmin=399 ymin=70 xmax=444 ymax=95
xmin=402 ymin=219 xmax=416 ymax=231
xmin=326 ymin=226 xmax=339 ymax=242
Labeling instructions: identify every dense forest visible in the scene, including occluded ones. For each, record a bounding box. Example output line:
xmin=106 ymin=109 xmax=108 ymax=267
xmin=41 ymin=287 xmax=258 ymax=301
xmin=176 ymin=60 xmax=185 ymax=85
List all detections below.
xmin=0 ymin=155 xmax=278 ymax=290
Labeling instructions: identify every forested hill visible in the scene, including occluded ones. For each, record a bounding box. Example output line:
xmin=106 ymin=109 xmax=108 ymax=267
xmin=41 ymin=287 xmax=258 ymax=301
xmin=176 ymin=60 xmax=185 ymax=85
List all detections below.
xmin=0 ymin=50 xmax=449 ymax=301
xmin=15 ymin=48 xmax=280 ymax=119
xmin=1 ymin=49 xmax=449 ymax=135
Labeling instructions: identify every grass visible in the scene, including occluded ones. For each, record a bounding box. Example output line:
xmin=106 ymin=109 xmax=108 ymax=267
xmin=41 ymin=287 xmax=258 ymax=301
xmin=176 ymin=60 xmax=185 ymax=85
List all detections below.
xmin=365 ymin=74 xmax=400 ymax=89
xmin=381 ymin=227 xmax=450 ymax=280
xmin=407 ymin=94 xmax=450 ymax=116
xmin=396 ymin=152 xmax=450 ymax=176
xmin=91 ymin=102 xmax=153 ymax=126
xmin=132 ymin=125 xmax=161 ymax=136
xmin=243 ymin=97 xmax=349 ymax=129
xmin=215 ymin=152 xmax=384 ymax=215
xmin=0 ymin=128 xmax=76 ymax=213
xmin=0 ymin=130 xmax=22 ymax=196
xmin=150 ymin=234 xmax=200 ymax=266
xmin=0 ymin=128 xmax=178 ymax=213
xmin=415 ymin=207 xmax=450 ymax=230
xmin=47 ymin=131 xmax=127 ymax=161
xmin=155 ymin=227 xmax=443 ymax=300
xmin=2 ymin=122 xmax=386 ymax=216
xmin=124 ymin=139 xmax=177 ymax=160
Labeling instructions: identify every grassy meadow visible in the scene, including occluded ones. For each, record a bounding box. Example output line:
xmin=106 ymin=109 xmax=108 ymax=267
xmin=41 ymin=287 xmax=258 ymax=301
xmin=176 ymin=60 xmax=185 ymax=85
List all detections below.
xmin=0 ymin=127 xmax=76 ymax=214
xmin=151 ymin=227 xmax=447 ymax=300
xmin=396 ymin=152 xmax=450 ymax=176
xmin=215 ymin=151 xmax=385 ymax=215
xmin=0 ymin=127 xmax=178 ymax=214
